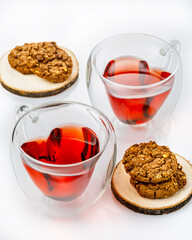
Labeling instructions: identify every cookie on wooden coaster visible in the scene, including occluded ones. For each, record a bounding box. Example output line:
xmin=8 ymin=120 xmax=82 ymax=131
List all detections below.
xmin=111 ymin=154 xmax=192 ymax=215
xmin=0 ymin=43 xmax=79 ymax=97
xmin=130 ymin=163 xmax=186 ymax=199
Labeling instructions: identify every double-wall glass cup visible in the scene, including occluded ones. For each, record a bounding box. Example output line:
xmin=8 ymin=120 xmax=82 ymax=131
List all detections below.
xmin=87 ymin=34 xmax=182 ymax=140
xmin=11 ymin=102 xmax=116 ymax=217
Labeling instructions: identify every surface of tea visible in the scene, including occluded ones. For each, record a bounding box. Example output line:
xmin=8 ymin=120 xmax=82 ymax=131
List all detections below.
xmin=103 ymin=56 xmax=172 ymax=125
xmin=21 ymin=125 xmax=99 ymax=200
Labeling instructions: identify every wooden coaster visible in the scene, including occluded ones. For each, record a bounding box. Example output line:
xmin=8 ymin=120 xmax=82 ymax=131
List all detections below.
xmin=0 ymin=47 xmax=79 ymax=97
xmin=111 ymin=154 xmax=192 ymax=215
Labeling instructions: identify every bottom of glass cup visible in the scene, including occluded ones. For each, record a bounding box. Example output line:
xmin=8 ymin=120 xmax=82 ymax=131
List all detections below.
xmin=46 ymin=194 xmax=82 ymax=202
xmin=112 ymin=116 xmax=174 ymax=142
xmin=39 ymin=192 xmax=87 ymax=218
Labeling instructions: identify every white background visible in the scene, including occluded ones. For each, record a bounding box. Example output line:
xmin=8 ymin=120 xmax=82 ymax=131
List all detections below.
xmin=0 ymin=0 xmax=192 ymax=239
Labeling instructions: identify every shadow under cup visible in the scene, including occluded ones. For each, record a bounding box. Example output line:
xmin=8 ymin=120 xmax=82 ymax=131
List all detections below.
xmin=12 ymin=102 xmax=116 ymax=205
xmin=87 ymin=34 xmax=182 ymax=126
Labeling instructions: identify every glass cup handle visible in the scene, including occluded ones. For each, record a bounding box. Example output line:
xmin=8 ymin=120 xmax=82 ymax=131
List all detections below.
xmin=15 ymin=105 xmax=39 ymax=123
xmin=160 ymin=39 xmax=181 ymax=56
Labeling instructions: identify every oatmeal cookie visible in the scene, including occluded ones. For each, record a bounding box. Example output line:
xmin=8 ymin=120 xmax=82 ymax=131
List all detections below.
xmin=122 ymin=141 xmax=178 ymax=183
xmin=130 ymin=163 xmax=186 ymax=199
xmin=8 ymin=42 xmax=73 ymax=83
xmin=26 ymin=42 xmax=58 ymax=69
xmin=8 ymin=43 xmax=33 ymax=74
xmin=33 ymin=49 xmax=73 ymax=83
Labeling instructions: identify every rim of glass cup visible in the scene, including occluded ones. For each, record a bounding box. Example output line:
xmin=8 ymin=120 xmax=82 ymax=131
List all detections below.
xmin=12 ymin=101 xmax=113 ymax=168
xmin=90 ymin=33 xmax=181 ymax=90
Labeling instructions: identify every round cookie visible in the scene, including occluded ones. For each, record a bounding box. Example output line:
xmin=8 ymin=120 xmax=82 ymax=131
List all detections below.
xmin=122 ymin=141 xmax=178 ymax=183
xmin=8 ymin=42 xmax=57 ymax=74
xmin=8 ymin=43 xmax=33 ymax=74
xmin=33 ymin=48 xmax=73 ymax=83
xmin=130 ymin=164 xmax=186 ymax=199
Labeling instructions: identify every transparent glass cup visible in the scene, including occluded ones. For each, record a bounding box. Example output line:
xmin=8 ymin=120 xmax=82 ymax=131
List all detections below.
xmin=87 ymin=34 xmax=182 ymax=139
xmin=11 ymin=102 xmax=116 ymax=217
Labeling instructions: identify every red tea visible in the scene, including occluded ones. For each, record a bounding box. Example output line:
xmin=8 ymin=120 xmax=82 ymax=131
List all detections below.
xmin=21 ymin=125 xmax=99 ymax=201
xmin=103 ymin=56 xmax=173 ymax=125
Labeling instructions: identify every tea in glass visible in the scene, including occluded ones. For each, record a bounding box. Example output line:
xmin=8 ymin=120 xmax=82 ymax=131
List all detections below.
xmin=103 ymin=56 xmax=173 ymax=125
xmin=21 ymin=124 xmax=99 ymax=201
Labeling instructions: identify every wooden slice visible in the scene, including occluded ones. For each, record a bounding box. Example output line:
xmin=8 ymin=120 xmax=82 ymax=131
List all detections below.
xmin=111 ymin=154 xmax=192 ymax=215
xmin=0 ymin=47 xmax=79 ymax=97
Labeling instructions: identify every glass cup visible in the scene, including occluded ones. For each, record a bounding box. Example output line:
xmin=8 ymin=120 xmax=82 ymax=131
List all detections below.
xmin=87 ymin=34 xmax=182 ymax=140
xmin=11 ymin=102 xmax=116 ymax=217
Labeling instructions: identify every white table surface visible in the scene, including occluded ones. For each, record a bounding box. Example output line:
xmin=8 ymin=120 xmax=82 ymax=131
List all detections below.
xmin=0 ymin=0 xmax=192 ymax=239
